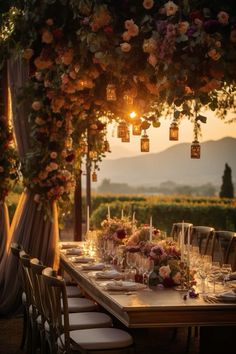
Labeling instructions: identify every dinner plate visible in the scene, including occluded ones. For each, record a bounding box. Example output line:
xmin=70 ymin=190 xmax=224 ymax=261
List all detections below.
xmin=81 ymin=263 xmax=105 ymax=270
xmin=65 ymin=248 xmax=83 ymax=255
xmin=100 ymin=280 xmax=146 ymax=291
xmin=70 ymin=256 xmax=94 ymax=263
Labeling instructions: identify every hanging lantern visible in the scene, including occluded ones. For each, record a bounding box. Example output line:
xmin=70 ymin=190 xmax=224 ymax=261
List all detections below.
xmin=169 ymin=122 xmax=179 ymax=141
xmin=191 ymin=140 xmax=201 ymax=159
xmin=106 ymin=84 xmax=117 ymax=101
xmin=103 ymin=139 xmax=110 ymax=152
xmin=65 ymin=136 xmax=73 ymax=150
xmin=123 ymin=93 xmax=133 ymax=105
xmin=132 ymin=123 xmax=142 ymax=136
xmin=121 ymin=128 xmax=130 ymax=142
xmin=117 ymin=122 xmax=127 ymax=139
xmin=140 ymin=132 xmax=149 ymax=152
xmin=92 ymin=171 xmax=97 ymax=182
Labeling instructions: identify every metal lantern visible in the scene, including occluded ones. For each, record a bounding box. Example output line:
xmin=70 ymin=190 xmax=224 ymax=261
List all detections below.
xmin=123 ymin=93 xmax=133 ymax=105
xmin=92 ymin=171 xmax=97 ymax=182
xmin=169 ymin=122 xmax=179 ymax=141
xmin=106 ymin=84 xmax=117 ymax=101
xmin=140 ymin=132 xmax=149 ymax=152
xmin=117 ymin=122 xmax=127 ymax=139
xmin=132 ymin=123 xmax=142 ymax=136
xmin=121 ymin=128 xmax=130 ymax=142
xmin=191 ymin=140 xmax=201 ymax=159
xmin=103 ymin=139 xmax=110 ymax=152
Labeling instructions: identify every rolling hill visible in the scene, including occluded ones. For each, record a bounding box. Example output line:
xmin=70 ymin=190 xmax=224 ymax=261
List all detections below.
xmin=98 ymin=137 xmax=236 ymax=186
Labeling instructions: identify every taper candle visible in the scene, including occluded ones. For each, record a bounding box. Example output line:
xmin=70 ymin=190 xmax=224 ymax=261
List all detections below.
xmin=87 ymin=205 xmax=90 ymax=233
xmin=149 ymin=216 xmax=153 ymax=242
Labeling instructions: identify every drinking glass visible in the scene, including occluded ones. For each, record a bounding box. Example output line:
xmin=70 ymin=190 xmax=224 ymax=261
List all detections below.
xmin=221 ymin=263 xmax=232 ymax=286
xmin=210 ymin=261 xmax=221 ymax=294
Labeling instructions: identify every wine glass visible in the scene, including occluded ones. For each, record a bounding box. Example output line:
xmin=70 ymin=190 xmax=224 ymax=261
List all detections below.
xmin=210 ymin=261 xmax=222 ymax=294
xmin=221 ymin=263 xmax=232 ymax=286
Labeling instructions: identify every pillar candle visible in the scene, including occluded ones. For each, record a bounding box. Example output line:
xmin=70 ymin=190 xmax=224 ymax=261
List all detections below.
xmin=107 ymin=205 xmax=110 ymax=220
xmin=87 ymin=205 xmax=90 ymax=233
xmin=181 ymin=221 xmax=184 ymax=261
xmin=121 ymin=209 xmax=124 ymax=220
xmin=149 ymin=216 xmax=152 ymax=242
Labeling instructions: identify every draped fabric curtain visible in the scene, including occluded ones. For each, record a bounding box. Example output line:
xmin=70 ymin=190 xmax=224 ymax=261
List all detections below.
xmin=0 ymin=202 xmax=10 ymax=263
xmin=0 ymin=57 xmax=59 ymax=315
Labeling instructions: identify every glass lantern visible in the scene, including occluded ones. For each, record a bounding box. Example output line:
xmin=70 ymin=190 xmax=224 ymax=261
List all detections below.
xmin=103 ymin=140 xmax=110 ymax=152
xmin=121 ymin=128 xmax=130 ymax=142
xmin=140 ymin=132 xmax=149 ymax=152
xmin=123 ymin=93 xmax=133 ymax=105
xmin=169 ymin=122 xmax=179 ymax=141
xmin=106 ymin=84 xmax=117 ymax=101
xmin=132 ymin=123 xmax=142 ymax=136
xmin=191 ymin=140 xmax=201 ymax=159
xmin=117 ymin=122 xmax=127 ymax=139
xmin=92 ymin=171 xmax=97 ymax=182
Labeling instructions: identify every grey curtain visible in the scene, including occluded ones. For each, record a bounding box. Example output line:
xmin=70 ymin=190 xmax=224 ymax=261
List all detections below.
xmin=0 ymin=57 xmax=59 ymax=315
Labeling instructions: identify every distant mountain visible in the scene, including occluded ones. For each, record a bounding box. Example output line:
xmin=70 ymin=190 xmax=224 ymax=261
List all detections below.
xmin=98 ymin=137 xmax=236 ymax=186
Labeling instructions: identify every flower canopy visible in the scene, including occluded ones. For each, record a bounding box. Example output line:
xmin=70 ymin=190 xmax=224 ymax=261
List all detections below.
xmin=0 ymin=0 xmax=236 ymax=207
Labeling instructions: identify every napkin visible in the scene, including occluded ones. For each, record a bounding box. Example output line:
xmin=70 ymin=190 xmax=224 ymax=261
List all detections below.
xmin=217 ymin=290 xmax=236 ymax=302
xmin=82 ymin=263 xmax=105 ymax=270
xmin=71 ymin=256 xmax=94 ymax=263
xmin=65 ymin=248 xmax=83 ymax=255
xmin=95 ymin=270 xmax=122 ymax=279
xmin=102 ymin=280 xmax=146 ymax=291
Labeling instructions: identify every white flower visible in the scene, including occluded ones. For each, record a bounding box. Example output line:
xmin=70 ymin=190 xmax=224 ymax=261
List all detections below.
xmin=159 ymin=265 xmax=171 ymax=279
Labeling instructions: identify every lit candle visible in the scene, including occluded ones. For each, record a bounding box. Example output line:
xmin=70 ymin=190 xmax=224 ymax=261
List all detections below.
xmin=107 ymin=205 xmax=111 ymax=220
xmin=87 ymin=205 xmax=90 ymax=233
xmin=181 ymin=221 xmax=184 ymax=261
xmin=132 ymin=212 xmax=135 ymax=234
xmin=187 ymin=225 xmax=191 ymax=267
xmin=149 ymin=216 xmax=152 ymax=242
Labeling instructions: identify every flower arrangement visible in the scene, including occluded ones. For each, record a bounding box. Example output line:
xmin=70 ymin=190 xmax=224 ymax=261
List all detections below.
xmin=101 ymin=216 xmax=133 ymax=244
xmin=0 ymin=116 xmax=19 ymax=202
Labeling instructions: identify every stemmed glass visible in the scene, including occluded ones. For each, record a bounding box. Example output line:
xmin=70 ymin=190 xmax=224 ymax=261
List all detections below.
xmin=210 ymin=261 xmax=222 ymax=294
xmin=221 ymin=263 xmax=232 ymax=286
xmin=198 ymin=256 xmax=212 ymax=294
xmin=142 ymin=258 xmax=154 ymax=286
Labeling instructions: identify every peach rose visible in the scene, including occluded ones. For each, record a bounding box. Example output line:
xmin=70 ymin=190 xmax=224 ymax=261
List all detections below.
xmin=50 ymin=152 xmax=57 ymax=159
xmin=164 ymin=1 xmax=178 ymax=16
xmin=42 ymin=30 xmax=53 ymax=44
xmin=23 ymin=48 xmax=34 ymax=60
xmin=217 ymin=11 xmax=229 ymax=25
xmin=32 ymin=101 xmax=42 ymax=111
xmin=178 ymin=21 xmax=189 ymax=34
xmin=61 ymin=48 xmax=74 ymax=65
xmin=159 ymin=265 xmax=171 ymax=279
xmin=122 ymin=31 xmax=131 ymax=41
xmin=148 ymin=53 xmax=158 ymax=67
xmin=120 ymin=42 xmax=131 ymax=52
xmin=143 ymin=0 xmax=154 ymax=10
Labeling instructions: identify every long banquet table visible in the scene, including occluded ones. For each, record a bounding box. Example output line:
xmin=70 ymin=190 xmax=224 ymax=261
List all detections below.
xmin=60 ymin=253 xmax=236 ymax=328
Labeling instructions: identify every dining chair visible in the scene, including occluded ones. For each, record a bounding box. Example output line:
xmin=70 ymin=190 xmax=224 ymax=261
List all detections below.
xmin=42 ymin=267 xmax=134 ymax=354
xmin=190 ymin=226 xmax=215 ymax=254
xmin=170 ymin=222 xmax=193 ymax=243
xmin=10 ymin=243 xmax=28 ymax=352
xmin=30 ymin=258 xmax=113 ymax=354
xmin=211 ymin=231 xmax=236 ymax=270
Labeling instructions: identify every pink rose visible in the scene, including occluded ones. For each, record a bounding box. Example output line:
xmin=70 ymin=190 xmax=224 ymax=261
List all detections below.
xmin=143 ymin=0 xmax=154 ymax=10
xmin=217 ymin=11 xmax=229 ymax=25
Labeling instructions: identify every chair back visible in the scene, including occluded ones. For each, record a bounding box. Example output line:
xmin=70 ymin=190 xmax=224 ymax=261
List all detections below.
xmin=30 ymin=258 xmax=48 ymax=321
xmin=212 ymin=231 xmax=236 ymax=270
xmin=190 ymin=226 xmax=215 ymax=254
xmin=170 ymin=223 xmax=193 ymax=243
xmin=19 ymin=251 xmax=35 ymax=307
xmin=10 ymin=242 xmax=23 ymax=258
xmin=42 ymin=267 xmax=71 ymax=354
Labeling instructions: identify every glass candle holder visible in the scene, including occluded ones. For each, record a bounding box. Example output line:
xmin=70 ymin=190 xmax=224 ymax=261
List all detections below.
xmin=191 ymin=140 xmax=201 ymax=159
xmin=169 ymin=122 xmax=179 ymax=141
xmin=140 ymin=133 xmax=149 ymax=152
xmin=106 ymin=83 xmax=117 ymax=101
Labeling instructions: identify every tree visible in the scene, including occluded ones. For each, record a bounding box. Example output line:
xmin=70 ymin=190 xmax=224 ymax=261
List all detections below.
xmin=219 ymin=163 xmax=234 ymax=198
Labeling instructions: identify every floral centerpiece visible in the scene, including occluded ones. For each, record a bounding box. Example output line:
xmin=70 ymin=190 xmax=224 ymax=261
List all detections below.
xmin=101 ymin=216 xmax=133 ymax=244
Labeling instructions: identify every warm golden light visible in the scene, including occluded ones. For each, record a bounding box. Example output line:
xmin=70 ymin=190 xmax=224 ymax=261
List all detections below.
xmin=92 ymin=171 xmax=97 ymax=182
xmin=169 ymin=122 xmax=179 ymax=141
xmin=140 ymin=133 xmax=149 ymax=152
xmin=129 ymin=111 xmax=137 ymax=119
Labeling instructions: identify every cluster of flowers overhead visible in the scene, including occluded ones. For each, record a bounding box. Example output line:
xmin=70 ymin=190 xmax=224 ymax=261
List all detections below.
xmin=1 ymin=0 xmax=236 ymax=208
xmin=0 ymin=116 xmax=19 ymax=202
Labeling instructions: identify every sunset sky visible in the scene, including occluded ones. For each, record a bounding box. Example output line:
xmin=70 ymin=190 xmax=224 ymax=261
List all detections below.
xmin=107 ymin=110 xmax=236 ymax=159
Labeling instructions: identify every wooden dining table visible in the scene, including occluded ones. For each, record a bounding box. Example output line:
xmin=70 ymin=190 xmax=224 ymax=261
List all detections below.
xmin=60 ymin=244 xmax=236 ymax=353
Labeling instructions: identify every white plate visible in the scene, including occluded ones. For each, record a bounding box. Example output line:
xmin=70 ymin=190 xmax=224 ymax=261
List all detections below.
xmin=82 ymin=263 xmax=105 ymax=270
xmin=71 ymin=256 xmax=94 ymax=263
xmin=100 ymin=280 xmax=146 ymax=291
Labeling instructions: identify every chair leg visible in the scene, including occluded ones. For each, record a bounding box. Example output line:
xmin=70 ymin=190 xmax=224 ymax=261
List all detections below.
xmin=20 ymin=306 xmax=27 ymax=350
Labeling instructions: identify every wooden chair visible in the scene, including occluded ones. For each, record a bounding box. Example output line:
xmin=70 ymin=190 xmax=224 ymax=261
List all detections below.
xmin=211 ymin=231 xmax=236 ymax=270
xmin=170 ymin=222 xmax=193 ymax=243
xmin=42 ymin=267 xmax=134 ymax=354
xmin=190 ymin=226 xmax=215 ymax=254
xmin=10 ymin=243 xmax=28 ymax=352
xmin=30 ymin=258 xmax=113 ymax=354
